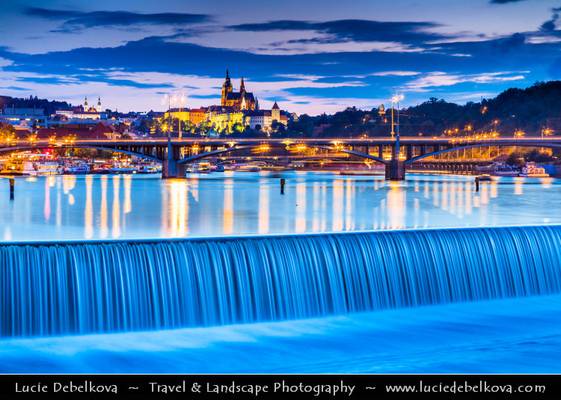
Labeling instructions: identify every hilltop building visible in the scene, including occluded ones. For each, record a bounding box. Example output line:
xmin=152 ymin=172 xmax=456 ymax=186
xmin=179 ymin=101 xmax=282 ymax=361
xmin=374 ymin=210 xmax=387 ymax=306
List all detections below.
xmin=221 ymin=70 xmax=257 ymax=111
xmin=161 ymin=70 xmax=289 ymax=134
xmin=55 ymin=96 xmax=107 ymax=122
xmin=245 ymin=102 xmax=287 ymax=132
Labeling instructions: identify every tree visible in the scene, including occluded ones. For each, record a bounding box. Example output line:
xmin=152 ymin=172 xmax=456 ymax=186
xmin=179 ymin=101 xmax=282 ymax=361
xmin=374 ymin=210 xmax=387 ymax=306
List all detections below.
xmin=0 ymin=122 xmax=16 ymax=141
xmin=506 ymin=152 xmax=525 ymax=168
xmin=231 ymin=122 xmax=245 ymax=134
xmin=271 ymin=120 xmax=286 ymax=135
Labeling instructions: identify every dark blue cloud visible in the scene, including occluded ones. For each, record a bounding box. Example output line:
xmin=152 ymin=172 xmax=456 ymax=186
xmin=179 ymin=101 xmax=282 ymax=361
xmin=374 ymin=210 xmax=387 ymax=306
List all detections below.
xmin=0 ymin=86 xmax=30 ymax=91
xmin=490 ymin=0 xmax=527 ymax=4
xmin=17 ymin=76 xmax=71 ymax=85
xmin=102 ymin=79 xmax=175 ymax=89
xmin=190 ymin=94 xmax=222 ymax=99
xmin=540 ymin=7 xmax=561 ymax=32
xmin=25 ymin=7 xmax=209 ymax=33
xmin=0 ymin=36 xmax=471 ymax=81
xmin=2 ymin=32 xmax=558 ymax=99
xmin=230 ymin=19 xmax=448 ymax=47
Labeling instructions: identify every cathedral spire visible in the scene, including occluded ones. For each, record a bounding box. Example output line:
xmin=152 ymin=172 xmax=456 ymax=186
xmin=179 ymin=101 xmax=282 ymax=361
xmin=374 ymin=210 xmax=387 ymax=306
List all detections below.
xmin=240 ymin=77 xmax=245 ymax=92
xmin=221 ymin=68 xmax=233 ymax=106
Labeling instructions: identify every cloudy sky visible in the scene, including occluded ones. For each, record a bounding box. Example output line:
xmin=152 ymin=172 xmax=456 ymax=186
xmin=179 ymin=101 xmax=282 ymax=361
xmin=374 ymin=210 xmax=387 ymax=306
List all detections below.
xmin=0 ymin=0 xmax=560 ymax=114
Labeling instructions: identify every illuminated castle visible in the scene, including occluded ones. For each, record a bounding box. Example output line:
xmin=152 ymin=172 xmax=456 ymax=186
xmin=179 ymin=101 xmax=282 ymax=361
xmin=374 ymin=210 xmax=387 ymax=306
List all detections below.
xmin=221 ymin=70 xmax=258 ymax=111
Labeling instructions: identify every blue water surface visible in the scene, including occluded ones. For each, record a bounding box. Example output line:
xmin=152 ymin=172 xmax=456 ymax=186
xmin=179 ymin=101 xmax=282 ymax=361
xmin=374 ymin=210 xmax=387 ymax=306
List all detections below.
xmin=1 ymin=294 xmax=560 ymax=373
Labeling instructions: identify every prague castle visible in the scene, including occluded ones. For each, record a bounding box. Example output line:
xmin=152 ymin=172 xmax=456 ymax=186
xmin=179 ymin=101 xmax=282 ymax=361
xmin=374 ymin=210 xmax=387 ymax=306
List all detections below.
xmin=221 ymin=70 xmax=258 ymax=111
xmin=162 ymin=69 xmax=288 ymax=134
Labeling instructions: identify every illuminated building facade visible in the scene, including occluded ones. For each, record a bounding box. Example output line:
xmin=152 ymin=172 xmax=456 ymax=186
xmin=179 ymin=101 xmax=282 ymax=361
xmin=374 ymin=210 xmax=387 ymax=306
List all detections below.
xmin=221 ymin=70 xmax=257 ymax=111
xmin=245 ymin=102 xmax=287 ymax=132
xmin=159 ymin=71 xmax=289 ymax=135
xmin=206 ymin=106 xmax=244 ymax=133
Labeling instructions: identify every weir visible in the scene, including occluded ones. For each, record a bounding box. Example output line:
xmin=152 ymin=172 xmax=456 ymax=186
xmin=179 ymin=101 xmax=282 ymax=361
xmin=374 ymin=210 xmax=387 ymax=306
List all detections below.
xmin=2 ymin=225 xmax=561 ymax=338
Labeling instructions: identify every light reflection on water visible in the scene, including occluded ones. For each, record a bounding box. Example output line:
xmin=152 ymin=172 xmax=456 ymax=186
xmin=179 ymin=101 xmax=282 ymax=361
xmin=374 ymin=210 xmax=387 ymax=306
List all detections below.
xmin=0 ymin=172 xmax=559 ymax=242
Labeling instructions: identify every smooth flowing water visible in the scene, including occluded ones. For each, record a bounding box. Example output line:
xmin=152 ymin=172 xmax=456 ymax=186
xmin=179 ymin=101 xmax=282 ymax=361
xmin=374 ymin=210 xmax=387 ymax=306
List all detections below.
xmin=2 ymin=225 xmax=561 ymax=337
xmin=3 ymin=294 xmax=561 ymax=373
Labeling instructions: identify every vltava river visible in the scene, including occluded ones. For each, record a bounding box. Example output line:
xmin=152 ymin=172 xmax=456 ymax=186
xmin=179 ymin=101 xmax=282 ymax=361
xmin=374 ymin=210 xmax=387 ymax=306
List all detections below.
xmin=0 ymin=171 xmax=558 ymax=241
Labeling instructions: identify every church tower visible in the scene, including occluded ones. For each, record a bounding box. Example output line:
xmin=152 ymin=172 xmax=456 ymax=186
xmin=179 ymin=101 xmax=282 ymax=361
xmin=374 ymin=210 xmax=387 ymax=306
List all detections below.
xmin=221 ymin=69 xmax=233 ymax=106
xmin=97 ymin=97 xmax=102 ymax=112
xmin=272 ymin=101 xmax=280 ymax=122
xmin=240 ymin=77 xmax=246 ymax=94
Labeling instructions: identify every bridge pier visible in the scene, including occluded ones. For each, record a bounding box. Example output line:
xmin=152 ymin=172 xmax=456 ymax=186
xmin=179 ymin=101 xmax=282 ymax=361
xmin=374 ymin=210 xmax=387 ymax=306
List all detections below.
xmin=385 ymin=160 xmax=405 ymax=181
xmin=162 ymin=159 xmax=187 ymax=179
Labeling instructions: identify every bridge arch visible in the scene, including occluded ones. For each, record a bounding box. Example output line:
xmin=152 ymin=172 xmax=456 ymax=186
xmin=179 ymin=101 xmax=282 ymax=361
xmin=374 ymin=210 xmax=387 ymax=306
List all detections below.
xmin=404 ymin=142 xmax=561 ymax=165
xmin=179 ymin=143 xmax=387 ymax=164
xmin=0 ymin=144 xmax=162 ymax=162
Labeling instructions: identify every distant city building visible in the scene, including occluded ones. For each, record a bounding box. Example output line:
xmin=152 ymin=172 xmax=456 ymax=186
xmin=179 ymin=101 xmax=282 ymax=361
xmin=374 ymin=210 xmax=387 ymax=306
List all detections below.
xmin=163 ymin=107 xmax=203 ymax=126
xmin=245 ymin=102 xmax=288 ymax=132
xmin=0 ymin=107 xmax=48 ymax=130
xmin=159 ymin=70 xmax=289 ymax=135
xmin=206 ymin=106 xmax=244 ymax=133
xmin=55 ymin=96 xmax=107 ymax=122
xmin=189 ymin=108 xmax=208 ymax=125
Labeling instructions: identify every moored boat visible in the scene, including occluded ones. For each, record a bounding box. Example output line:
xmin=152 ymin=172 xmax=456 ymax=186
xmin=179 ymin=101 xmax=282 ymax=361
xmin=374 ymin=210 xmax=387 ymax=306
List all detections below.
xmin=519 ymin=162 xmax=549 ymax=178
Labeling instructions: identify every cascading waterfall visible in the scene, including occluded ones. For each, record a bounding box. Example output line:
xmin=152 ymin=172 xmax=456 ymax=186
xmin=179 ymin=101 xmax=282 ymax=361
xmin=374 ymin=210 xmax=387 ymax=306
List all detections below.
xmin=2 ymin=225 xmax=561 ymax=338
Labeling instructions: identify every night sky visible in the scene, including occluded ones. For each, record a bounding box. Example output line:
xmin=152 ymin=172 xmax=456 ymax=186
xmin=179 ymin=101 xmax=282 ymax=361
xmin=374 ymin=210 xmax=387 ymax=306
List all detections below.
xmin=0 ymin=0 xmax=560 ymax=114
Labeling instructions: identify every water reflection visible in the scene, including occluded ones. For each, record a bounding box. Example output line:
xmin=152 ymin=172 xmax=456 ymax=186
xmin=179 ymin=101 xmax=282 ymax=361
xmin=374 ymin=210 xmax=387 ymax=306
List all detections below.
xmin=44 ymin=177 xmax=51 ymax=221
xmin=123 ymin=175 xmax=132 ymax=214
xmin=295 ymin=179 xmax=306 ymax=233
xmin=223 ymin=177 xmax=234 ymax=234
xmin=100 ymin=176 xmax=108 ymax=238
xmin=0 ymin=172 xmax=560 ymax=241
xmin=258 ymin=178 xmax=269 ymax=234
xmin=332 ymin=179 xmax=344 ymax=232
xmin=387 ymin=182 xmax=405 ymax=229
xmin=165 ymin=180 xmax=188 ymax=236
xmin=112 ymin=176 xmax=121 ymax=238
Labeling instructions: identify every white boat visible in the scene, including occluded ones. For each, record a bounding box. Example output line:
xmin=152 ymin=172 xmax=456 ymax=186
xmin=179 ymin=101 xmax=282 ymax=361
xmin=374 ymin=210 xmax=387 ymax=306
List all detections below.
xmin=237 ymin=161 xmax=267 ymax=172
xmin=490 ymin=163 xmax=519 ymax=177
xmin=23 ymin=161 xmax=61 ymax=176
xmin=109 ymin=167 xmax=137 ymax=174
xmin=137 ymin=165 xmax=161 ymax=174
xmin=64 ymin=163 xmax=90 ymax=174
xmin=186 ymin=162 xmax=212 ymax=173
xmin=519 ymin=162 xmax=549 ymax=178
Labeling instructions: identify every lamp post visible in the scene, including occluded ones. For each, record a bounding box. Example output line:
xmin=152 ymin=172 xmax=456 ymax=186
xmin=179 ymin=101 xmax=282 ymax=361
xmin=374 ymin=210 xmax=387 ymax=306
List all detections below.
xmin=177 ymin=92 xmax=187 ymax=139
xmin=542 ymin=127 xmax=553 ymax=140
xmin=391 ymin=94 xmax=404 ymax=160
xmin=385 ymin=94 xmax=405 ymax=181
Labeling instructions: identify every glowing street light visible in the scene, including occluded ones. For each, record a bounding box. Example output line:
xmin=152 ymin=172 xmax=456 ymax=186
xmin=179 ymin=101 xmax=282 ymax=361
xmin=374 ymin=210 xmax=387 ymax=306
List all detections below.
xmin=514 ymin=129 xmax=525 ymax=139
xmin=390 ymin=94 xmax=404 ymax=137
xmin=390 ymin=93 xmax=404 ymax=161
xmin=542 ymin=127 xmax=554 ymax=139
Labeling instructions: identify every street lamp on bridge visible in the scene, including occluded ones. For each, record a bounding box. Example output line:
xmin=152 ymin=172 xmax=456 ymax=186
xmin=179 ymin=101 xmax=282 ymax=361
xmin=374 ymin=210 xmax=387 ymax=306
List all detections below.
xmin=514 ymin=129 xmax=525 ymax=139
xmin=391 ymin=94 xmax=404 ymax=159
xmin=542 ymin=127 xmax=554 ymax=139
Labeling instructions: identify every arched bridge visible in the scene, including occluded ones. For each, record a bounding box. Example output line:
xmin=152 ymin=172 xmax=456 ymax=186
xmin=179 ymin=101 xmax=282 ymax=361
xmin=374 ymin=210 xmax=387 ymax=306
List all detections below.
xmin=0 ymin=137 xmax=559 ymax=180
